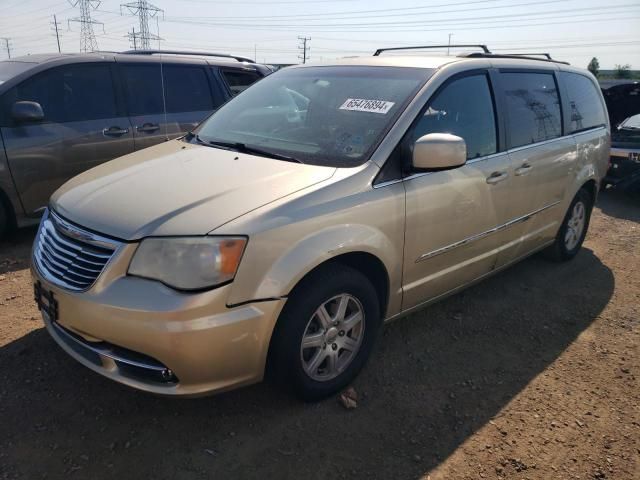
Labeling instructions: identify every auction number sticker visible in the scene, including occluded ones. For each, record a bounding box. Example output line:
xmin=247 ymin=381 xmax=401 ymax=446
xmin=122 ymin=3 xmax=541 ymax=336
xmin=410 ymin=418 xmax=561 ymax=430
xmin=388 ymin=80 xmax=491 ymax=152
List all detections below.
xmin=339 ymin=98 xmax=395 ymax=114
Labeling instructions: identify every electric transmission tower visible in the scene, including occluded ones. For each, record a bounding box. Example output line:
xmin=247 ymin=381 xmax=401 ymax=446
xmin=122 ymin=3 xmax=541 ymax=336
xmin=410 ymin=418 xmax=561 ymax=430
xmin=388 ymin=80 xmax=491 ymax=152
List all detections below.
xmin=121 ymin=1 xmax=163 ymax=50
xmin=68 ymin=0 xmax=103 ymax=52
xmin=298 ymin=36 xmax=310 ymax=64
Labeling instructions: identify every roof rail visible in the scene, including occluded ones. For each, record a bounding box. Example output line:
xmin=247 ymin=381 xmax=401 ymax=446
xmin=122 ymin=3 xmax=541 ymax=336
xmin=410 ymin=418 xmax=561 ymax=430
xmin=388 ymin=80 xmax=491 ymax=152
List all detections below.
xmin=500 ymin=52 xmax=553 ymax=60
xmin=120 ymin=50 xmax=255 ymax=63
xmin=373 ymin=44 xmax=490 ymax=56
xmin=461 ymin=52 xmax=570 ymax=65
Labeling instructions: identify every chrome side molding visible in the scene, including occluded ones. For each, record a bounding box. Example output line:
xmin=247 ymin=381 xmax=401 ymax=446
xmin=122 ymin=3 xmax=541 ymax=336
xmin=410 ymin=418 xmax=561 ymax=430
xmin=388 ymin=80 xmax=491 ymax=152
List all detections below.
xmin=416 ymin=201 xmax=560 ymax=263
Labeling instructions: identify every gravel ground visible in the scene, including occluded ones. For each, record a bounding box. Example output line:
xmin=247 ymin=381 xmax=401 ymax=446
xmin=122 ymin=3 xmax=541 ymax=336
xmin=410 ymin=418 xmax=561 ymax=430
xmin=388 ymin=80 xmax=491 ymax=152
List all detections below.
xmin=0 ymin=188 xmax=638 ymax=480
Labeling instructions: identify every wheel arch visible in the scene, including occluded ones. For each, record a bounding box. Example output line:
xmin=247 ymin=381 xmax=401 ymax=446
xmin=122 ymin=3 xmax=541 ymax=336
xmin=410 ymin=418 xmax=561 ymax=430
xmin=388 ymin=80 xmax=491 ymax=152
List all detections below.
xmin=294 ymin=251 xmax=391 ymax=318
xmin=581 ymin=178 xmax=598 ymax=203
xmin=0 ymin=185 xmax=17 ymax=234
xmin=264 ymin=250 xmax=391 ymax=381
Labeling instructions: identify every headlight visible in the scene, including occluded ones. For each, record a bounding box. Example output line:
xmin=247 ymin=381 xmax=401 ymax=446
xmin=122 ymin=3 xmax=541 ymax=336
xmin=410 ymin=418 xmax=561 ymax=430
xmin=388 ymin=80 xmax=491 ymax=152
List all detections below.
xmin=128 ymin=237 xmax=247 ymax=290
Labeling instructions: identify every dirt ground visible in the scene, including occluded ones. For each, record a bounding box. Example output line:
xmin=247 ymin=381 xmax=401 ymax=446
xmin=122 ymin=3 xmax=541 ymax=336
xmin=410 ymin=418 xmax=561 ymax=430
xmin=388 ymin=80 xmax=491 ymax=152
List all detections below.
xmin=0 ymin=189 xmax=638 ymax=480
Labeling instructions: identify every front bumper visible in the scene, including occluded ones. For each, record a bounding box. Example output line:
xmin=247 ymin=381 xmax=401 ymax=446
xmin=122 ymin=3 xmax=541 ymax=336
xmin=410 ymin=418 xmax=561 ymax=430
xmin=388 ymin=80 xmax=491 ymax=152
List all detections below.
xmin=31 ymin=245 xmax=286 ymax=396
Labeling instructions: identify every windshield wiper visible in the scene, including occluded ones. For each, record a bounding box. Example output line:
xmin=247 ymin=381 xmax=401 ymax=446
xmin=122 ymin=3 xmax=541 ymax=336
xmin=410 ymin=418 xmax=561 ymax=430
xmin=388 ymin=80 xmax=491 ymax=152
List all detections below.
xmin=198 ymin=137 xmax=303 ymax=163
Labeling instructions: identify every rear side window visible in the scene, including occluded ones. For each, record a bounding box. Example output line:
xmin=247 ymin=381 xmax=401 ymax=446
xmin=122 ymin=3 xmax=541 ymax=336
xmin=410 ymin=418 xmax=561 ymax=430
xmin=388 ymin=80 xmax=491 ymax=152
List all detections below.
xmin=163 ymin=65 xmax=216 ymax=113
xmin=560 ymin=72 xmax=607 ymax=133
xmin=4 ymin=63 xmax=117 ymax=123
xmin=121 ymin=64 xmax=163 ymax=116
xmin=220 ymin=69 xmax=262 ymax=96
xmin=502 ymin=72 xmax=562 ymax=148
xmin=413 ymin=74 xmax=497 ymax=159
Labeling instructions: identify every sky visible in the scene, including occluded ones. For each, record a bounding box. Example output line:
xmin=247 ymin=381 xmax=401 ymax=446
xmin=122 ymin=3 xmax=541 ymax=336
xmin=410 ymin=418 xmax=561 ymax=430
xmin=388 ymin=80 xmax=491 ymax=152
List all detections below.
xmin=0 ymin=0 xmax=638 ymax=69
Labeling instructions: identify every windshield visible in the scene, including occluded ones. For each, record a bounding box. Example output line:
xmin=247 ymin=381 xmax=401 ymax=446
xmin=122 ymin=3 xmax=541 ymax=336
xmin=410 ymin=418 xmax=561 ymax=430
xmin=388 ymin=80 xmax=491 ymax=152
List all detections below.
xmin=620 ymin=113 xmax=640 ymax=129
xmin=0 ymin=61 xmax=35 ymax=84
xmin=195 ymin=66 xmax=432 ymax=167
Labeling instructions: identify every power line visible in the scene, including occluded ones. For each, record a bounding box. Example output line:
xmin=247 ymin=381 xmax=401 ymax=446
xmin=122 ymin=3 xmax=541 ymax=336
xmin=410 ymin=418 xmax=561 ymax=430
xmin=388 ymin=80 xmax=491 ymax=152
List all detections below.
xmin=168 ymin=0 xmax=562 ymax=22
xmin=298 ymin=36 xmax=310 ymax=63
xmin=120 ymin=0 xmax=163 ymax=50
xmin=68 ymin=0 xmax=103 ymax=52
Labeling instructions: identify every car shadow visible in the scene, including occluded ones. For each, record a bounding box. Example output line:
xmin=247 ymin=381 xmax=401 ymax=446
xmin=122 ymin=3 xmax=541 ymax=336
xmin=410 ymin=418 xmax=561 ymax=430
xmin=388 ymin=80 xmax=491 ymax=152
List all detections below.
xmin=0 ymin=249 xmax=614 ymax=479
xmin=598 ymin=186 xmax=640 ymax=223
xmin=0 ymin=225 xmax=37 ymax=274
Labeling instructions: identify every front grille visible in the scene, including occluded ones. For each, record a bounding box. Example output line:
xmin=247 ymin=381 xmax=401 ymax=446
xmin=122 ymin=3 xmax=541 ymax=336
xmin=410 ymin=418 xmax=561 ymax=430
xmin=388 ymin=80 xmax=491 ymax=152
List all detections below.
xmin=33 ymin=210 xmax=119 ymax=291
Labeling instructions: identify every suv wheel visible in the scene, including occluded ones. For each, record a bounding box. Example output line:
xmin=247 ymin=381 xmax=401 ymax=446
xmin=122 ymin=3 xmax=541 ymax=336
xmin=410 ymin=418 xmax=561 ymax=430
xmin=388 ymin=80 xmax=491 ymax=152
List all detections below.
xmin=546 ymin=188 xmax=593 ymax=261
xmin=268 ymin=264 xmax=381 ymax=401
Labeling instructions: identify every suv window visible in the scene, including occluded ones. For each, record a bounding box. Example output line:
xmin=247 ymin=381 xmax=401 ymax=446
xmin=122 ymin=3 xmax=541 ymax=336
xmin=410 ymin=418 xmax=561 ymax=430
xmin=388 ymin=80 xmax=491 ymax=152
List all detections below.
xmin=163 ymin=65 xmax=216 ymax=113
xmin=502 ymin=72 xmax=562 ymax=148
xmin=413 ymin=74 xmax=497 ymax=159
xmin=121 ymin=64 xmax=163 ymax=116
xmin=4 ymin=63 xmax=117 ymax=123
xmin=220 ymin=69 xmax=262 ymax=96
xmin=560 ymin=72 xmax=607 ymax=133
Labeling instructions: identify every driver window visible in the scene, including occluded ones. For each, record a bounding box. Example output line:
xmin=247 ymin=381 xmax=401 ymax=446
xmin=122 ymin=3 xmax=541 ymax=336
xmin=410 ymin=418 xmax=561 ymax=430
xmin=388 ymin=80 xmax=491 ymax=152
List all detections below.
xmin=413 ymin=74 xmax=497 ymax=159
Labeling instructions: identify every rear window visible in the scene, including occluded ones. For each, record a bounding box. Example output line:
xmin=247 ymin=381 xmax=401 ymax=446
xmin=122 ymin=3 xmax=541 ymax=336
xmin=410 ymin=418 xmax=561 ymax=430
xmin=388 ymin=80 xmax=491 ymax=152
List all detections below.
xmin=560 ymin=72 xmax=607 ymax=133
xmin=220 ymin=69 xmax=263 ymax=96
xmin=502 ymin=72 xmax=562 ymax=148
xmin=0 ymin=61 xmax=35 ymax=83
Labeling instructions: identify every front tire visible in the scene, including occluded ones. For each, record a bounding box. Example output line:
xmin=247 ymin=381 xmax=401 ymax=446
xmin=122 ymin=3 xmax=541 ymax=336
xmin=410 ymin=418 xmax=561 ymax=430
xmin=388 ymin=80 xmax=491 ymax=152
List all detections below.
xmin=546 ymin=188 xmax=593 ymax=262
xmin=268 ymin=264 xmax=381 ymax=401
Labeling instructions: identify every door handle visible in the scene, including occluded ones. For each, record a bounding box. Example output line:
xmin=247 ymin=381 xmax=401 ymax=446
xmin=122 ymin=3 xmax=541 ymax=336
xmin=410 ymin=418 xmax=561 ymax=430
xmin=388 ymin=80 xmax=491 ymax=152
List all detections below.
xmin=515 ymin=163 xmax=533 ymax=176
xmin=486 ymin=171 xmax=508 ymax=185
xmin=102 ymin=126 xmax=129 ymax=137
xmin=136 ymin=123 xmax=160 ymax=133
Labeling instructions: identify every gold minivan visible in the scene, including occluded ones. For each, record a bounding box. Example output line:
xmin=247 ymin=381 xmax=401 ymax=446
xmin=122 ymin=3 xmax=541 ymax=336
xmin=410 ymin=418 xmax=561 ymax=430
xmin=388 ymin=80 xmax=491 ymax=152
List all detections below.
xmin=31 ymin=47 xmax=610 ymax=400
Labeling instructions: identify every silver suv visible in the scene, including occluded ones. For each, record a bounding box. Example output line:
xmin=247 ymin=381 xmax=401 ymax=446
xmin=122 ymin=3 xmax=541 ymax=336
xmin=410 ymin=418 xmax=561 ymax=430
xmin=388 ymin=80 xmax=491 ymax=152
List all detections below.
xmin=30 ymin=46 xmax=610 ymax=400
xmin=0 ymin=50 xmax=270 ymax=237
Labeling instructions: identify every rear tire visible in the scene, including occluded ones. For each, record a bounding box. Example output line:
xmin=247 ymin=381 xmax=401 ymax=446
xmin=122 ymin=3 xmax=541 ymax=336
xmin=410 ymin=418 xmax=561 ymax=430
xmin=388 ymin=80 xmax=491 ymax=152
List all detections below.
xmin=545 ymin=188 xmax=593 ymax=262
xmin=268 ymin=264 xmax=381 ymax=401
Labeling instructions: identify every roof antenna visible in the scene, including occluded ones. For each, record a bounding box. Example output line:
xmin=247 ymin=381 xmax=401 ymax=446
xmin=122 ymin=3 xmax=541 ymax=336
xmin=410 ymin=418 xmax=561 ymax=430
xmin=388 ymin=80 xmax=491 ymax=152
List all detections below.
xmin=159 ymin=52 xmax=169 ymax=141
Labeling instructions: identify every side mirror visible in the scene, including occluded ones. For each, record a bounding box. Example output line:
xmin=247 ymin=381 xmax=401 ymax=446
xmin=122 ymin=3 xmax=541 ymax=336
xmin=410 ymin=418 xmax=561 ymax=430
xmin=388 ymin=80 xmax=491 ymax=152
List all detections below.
xmin=11 ymin=101 xmax=44 ymax=123
xmin=412 ymin=133 xmax=467 ymax=170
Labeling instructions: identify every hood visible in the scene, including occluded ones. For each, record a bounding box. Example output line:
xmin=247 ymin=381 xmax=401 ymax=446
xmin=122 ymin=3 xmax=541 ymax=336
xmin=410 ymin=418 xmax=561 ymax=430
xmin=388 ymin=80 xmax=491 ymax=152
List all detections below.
xmin=51 ymin=140 xmax=336 ymax=240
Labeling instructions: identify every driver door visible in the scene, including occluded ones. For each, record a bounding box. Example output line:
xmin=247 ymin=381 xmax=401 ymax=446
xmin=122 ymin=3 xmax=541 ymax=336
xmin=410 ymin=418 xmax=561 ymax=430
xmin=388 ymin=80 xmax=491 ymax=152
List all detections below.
xmin=402 ymin=72 xmax=518 ymax=310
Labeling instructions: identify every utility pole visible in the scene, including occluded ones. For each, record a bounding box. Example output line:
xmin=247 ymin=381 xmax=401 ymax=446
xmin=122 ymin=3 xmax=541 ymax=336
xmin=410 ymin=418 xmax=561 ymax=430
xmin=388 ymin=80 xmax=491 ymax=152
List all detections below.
xmin=1 ymin=38 xmax=11 ymax=59
xmin=51 ymin=14 xmax=62 ymax=53
xmin=68 ymin=0 xmax=103 ymax=52
xmin=298 ymin=36 xmax=310 ymax=64
xmin=447 ymin=33 xmax=453 ymax=55
xmin=120 ymin=0 xmax=163 ymax=50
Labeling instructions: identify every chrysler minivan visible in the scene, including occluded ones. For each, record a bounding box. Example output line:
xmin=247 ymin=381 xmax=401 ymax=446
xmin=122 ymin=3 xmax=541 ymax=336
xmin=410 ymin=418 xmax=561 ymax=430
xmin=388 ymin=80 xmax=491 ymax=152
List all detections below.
xmin=0 ymin=50 xmax=270 ymax=238
xmin=31 ymin=47 xmax=610 ymax=400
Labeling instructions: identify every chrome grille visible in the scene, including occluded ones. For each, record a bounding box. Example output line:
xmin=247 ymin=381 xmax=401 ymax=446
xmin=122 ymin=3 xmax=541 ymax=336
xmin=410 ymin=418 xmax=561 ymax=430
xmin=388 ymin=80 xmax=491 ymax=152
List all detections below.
xmin=33 ymin=210 xmax=120 ymax=291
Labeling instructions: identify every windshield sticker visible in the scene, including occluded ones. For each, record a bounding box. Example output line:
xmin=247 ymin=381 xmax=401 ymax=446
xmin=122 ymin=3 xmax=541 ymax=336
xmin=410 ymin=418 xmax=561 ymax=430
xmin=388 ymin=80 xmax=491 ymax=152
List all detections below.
xmin=339 ymin=98 xmax=395 ymax=114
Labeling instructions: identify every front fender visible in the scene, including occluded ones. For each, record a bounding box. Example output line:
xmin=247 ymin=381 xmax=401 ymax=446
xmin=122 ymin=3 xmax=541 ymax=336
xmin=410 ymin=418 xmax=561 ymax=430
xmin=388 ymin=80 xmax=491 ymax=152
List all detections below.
xmin=232 ymin=223 xmax=400 ymax=305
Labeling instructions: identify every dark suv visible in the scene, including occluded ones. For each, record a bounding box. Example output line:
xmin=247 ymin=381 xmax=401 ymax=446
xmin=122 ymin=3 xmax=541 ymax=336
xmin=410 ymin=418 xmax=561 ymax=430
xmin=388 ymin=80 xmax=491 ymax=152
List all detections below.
xmin=0 ymin=50 xmax=271 ymax=237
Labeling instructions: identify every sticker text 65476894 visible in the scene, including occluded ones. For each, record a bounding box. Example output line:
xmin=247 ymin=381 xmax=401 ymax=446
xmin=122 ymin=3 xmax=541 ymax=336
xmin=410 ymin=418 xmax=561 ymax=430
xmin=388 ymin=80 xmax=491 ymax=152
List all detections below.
xmin=339 ymin=98 xmax=395 ymax=114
